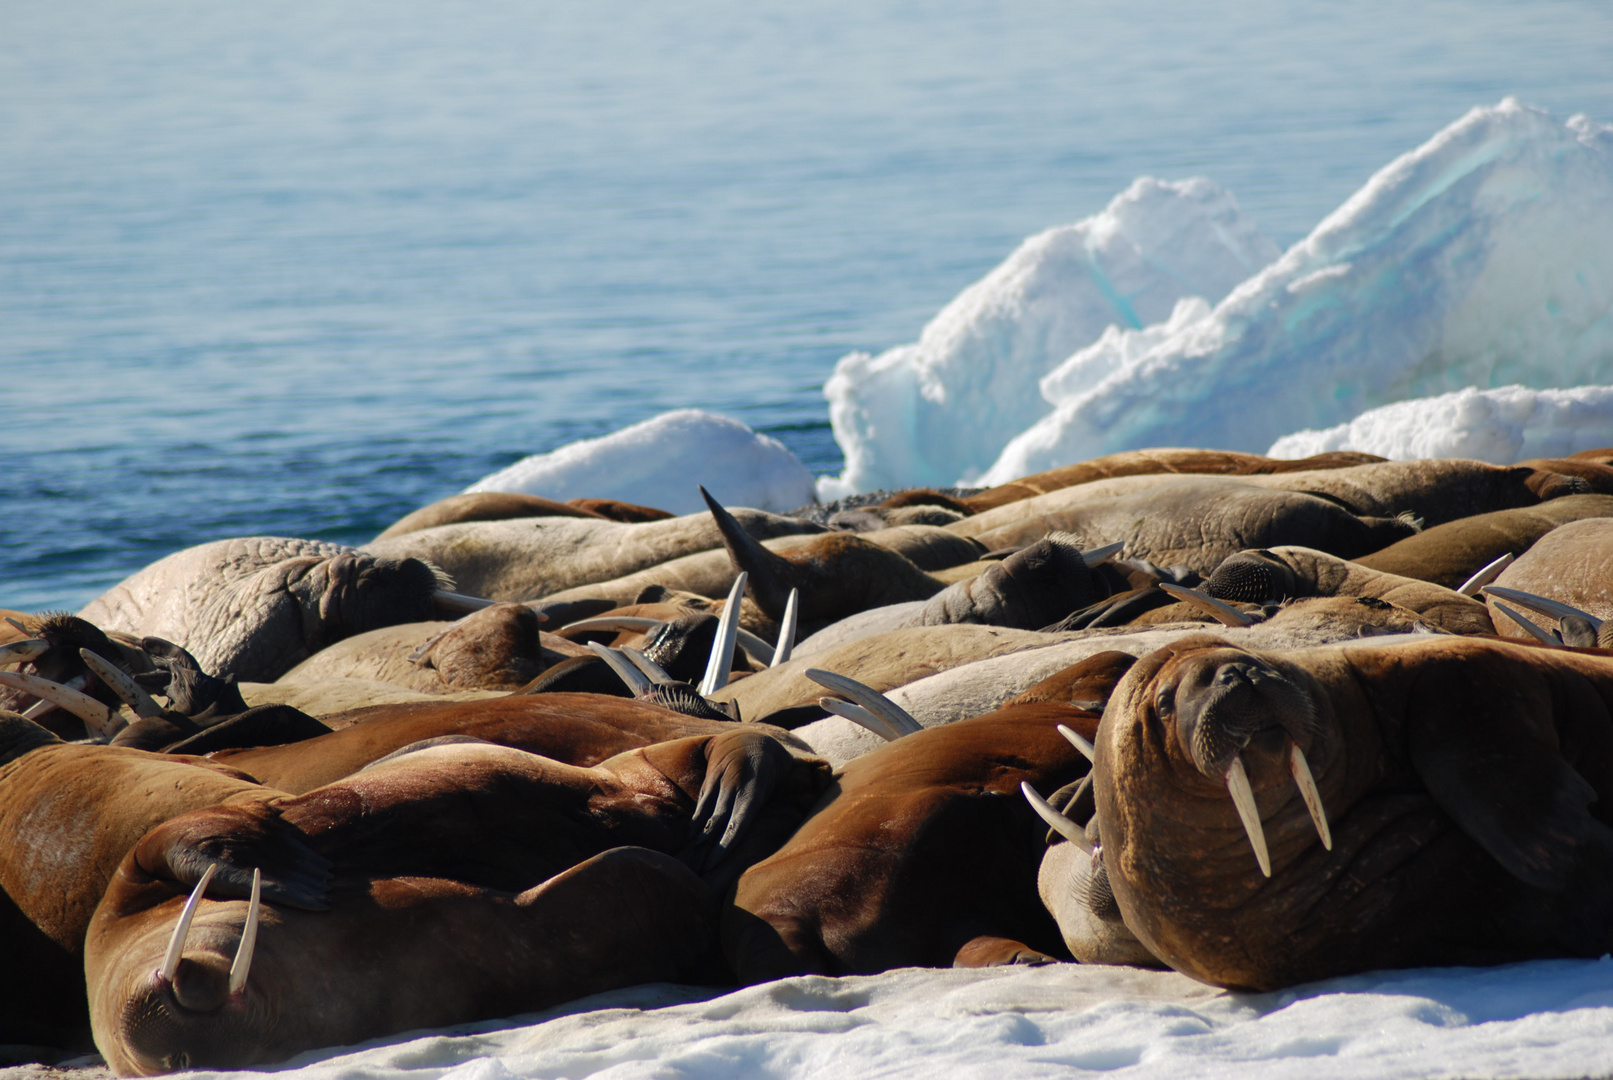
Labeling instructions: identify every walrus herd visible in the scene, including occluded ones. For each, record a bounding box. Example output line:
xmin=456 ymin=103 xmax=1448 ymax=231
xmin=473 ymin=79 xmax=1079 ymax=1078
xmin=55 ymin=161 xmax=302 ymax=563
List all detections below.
xmin=8 ymin=446 xmax=1613 ymax=1072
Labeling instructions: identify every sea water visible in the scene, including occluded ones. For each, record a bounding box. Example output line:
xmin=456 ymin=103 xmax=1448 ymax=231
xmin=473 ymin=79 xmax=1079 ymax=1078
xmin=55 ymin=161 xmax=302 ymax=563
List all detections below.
xmin=3 ymin=0 xmax=1611 ymax=610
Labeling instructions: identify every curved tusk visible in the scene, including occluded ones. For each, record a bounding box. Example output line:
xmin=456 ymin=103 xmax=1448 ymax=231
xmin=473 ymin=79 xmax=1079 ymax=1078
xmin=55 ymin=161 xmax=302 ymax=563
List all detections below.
xmin=1225 ymin=755 xmax=1271 ymax=877
xmin=431 ymin=590 xmax=498 ymax=616
xmin=1021 ymin=781 xmax=1092 ymax=852
xmin=4 ymin=617 xmax=29 ymax=635
xmin=1158 ymin=582 xmax=1257 ymax=627
xmin=819 ymin=697 xmax=901 ymax=742
xmin=1288 ymin=744 xmax=1332 ymax=850
xmin=0 ymin=639 xmax=47 ymax=667
xmin=1481 ymin=585 xmax=1600 ymax=628
xmin=803 ymin=668 xmax=923 ymax=736
xmin=228 ymin=868 xmax=262 ymax=995
xmin=159 ymin=864 xmax=218 ymax=982
xmin=1080 ymin=541 xmax=1126 ymax=568
xmin=78 ymin=650 xmax=163 ymax=719
xmin=0 ymin=671 xmax=116 ymax=737
xmin=1490 ymin=602 xmax=1562 ymax=646
xmin=734 ymin=628 xmax=775 ymax=667
xmin=1057 ymin=724 xmax=1097 ymax=764
xmin=698 ymin=573 xmax=747 ymax=697
xmin=560 ymin=616 xmax=666 ymax=635
xmin=772 ymin=588 xmax=800 ymax=667
xmin=619 ymin=646 xmax=676 ymax=686
xmin=584 ymin=643 xmax=653 ymax=697
xmin=1456 ymin=553 xmax=1514 ymax=596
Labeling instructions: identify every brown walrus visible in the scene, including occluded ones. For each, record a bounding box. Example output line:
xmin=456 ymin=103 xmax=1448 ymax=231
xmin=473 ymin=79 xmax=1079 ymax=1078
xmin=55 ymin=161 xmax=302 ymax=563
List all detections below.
xmin=1092 ymin=634 xmax=1613 ymax=991
xmin=86 ymin=727 xmax=822 ymax=1074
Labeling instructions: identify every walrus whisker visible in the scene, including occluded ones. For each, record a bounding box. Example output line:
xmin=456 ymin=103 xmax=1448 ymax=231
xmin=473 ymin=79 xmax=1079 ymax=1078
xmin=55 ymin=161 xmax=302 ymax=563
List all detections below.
xmin=0 ymin=638 xmax=47 ymax=667
xmin=803 ymin=668 xmax=923 ymax=736
xmin=227 ymin=868 xmax=261 ymax=996
xmin=1490 ymin=601 xmax=1563 ymax=646
xmin=619 ymin=646 xmax=676 ymax=686
xmin=698 ymin=572 xmax=747 ymax=697
xmin=1481 ymin=585 xmax=1601 ymax=629
xmin=1056 ymin=724 xmax=1096 ymax=764
xmin=771 ymin=588 xmax=799 ymax=668
xmin=159 ymin=864 xmax=218 ymax=983
xmin=1288 ymin=744 xmax=1332 ymax=850
xmin=560 ymin=616 xmax=666 ymax=635
xmin=431 ymin=590 xmax=500 ymax=617
xmin=1021 ymin=781 xmax=1092 ymax=852
xmin=1456 ymin=552 xmax=1514 ymax=596
xmin=78 ymin=649 xmax=163 ymax=719
xmin=584 ymin=643 xmax=654 ymax=696
xmin=1157 ymin=583 xmax=1257 ymax=627
xmin=1080 ymin=541 xmax=1126 ymax=568
xmin=1225 ymin=756 xmax=1272 ymax=877
xmin=0 ymin=671 xmax=116 ymax=737
xmin=818 ymin=697 xmax=901 ymax=742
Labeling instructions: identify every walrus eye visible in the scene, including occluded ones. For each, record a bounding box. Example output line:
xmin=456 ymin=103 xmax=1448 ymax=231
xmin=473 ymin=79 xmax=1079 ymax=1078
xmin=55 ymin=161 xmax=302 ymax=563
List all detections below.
xmin=1154 ymin=687 xmax=1173 ymax=720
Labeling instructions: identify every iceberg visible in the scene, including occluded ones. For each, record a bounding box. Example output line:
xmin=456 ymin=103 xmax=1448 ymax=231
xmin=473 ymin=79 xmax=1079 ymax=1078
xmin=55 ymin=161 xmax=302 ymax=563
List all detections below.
xmin=465 ymin=409 xmax=817 ymax=515
xmin=1269 ymin=384 xmax=1613 ymax=462
xmin=981 ymin=100 xmax=1613 ymax=485
xmin=818 ymin=178 xmax=1279 ymax=498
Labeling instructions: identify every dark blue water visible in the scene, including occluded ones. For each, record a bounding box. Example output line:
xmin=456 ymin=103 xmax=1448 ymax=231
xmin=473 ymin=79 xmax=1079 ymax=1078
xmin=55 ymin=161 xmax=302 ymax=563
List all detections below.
xmin=4 ymin=0 xmax=1611 ymax=610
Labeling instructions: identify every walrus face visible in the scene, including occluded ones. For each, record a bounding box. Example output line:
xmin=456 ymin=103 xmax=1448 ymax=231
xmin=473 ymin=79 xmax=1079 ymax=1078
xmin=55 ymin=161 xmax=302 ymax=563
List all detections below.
xmin=1201 ymin=550 xmax=1298 ymax=604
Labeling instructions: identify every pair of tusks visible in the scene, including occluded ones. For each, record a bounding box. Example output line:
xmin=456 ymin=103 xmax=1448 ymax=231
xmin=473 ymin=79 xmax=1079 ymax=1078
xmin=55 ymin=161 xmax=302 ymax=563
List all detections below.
xmin=1481 ymin=584 xmax=1601 ymax=647
xmin=586 ymin=642 xmax=678 ymax=696
xmin=0 ymin=669 xmax=120 ymax=739
xmin=563 ymin=583 xmax=801 ymax=676
xmin=803 ymin=668 xmax=923 ymax=741
xmin=1157 ymin=582 xmax=1257 ymax=627
xmin=159 ymin=865 xmax=261 ymax=998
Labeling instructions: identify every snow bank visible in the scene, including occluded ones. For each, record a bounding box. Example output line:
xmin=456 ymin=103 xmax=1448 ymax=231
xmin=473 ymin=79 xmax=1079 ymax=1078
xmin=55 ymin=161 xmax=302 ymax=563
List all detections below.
xmin=979 ymin=99 xmax=1613 ymax=485
xmin=818 ymin=178 xmax=1279 ymax=498
xmin=465 ymin=409 xmax=817 ymax=515
xmin=178 ymin=959 xmax=1613 ymax=1080
xmin=1269 ymin=385 xmax=1613 ymax=462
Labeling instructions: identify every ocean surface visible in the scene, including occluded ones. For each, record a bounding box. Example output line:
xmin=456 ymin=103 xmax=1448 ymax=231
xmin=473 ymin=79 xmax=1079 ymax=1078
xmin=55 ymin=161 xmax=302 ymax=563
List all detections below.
xmin=3 ymin=0 xmax=1611 ymax=611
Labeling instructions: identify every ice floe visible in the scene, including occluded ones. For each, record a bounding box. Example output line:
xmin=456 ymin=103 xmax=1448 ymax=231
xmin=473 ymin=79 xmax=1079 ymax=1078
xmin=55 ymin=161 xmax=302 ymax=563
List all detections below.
xmin=465 ymin=409 xmax=817 ymax=515
xmin=1268 ymin=384 xmax=1613 ymax=462
xmin=817 ymin=178 xmax=1279 ymax=498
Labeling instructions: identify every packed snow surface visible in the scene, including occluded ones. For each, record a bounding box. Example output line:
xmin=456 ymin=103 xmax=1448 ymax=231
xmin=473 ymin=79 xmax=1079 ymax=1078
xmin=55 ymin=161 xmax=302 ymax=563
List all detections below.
xmin=1268 ymin=384 xmax=1613 ymax=462
xmin=143 ymin=959 xmax=1613 ymax=1080
xmin=817 ymin=178 xmax=1279 ymax=498
xmin=465 ymin=410 xmax=816 ymax=515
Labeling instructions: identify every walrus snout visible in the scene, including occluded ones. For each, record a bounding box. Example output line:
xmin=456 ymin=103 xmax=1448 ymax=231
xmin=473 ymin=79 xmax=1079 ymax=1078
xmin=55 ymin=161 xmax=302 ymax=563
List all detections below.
xmin=1202 ymin=550 xmax=1297 ymax=604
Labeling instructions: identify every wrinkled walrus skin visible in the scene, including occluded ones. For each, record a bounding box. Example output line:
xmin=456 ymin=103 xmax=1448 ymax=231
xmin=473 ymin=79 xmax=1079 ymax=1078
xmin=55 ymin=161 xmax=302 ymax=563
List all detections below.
xmin=1093 ymin=635 xmax=1613 ymax=991
xmin=87 ymin=729 xmax=822 ymax=1074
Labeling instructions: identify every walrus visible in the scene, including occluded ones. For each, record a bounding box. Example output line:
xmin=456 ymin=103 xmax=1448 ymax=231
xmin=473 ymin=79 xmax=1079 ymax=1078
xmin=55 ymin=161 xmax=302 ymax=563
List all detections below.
xmin=373 ymin=491 xmax=613 ymax=540
xmin=1481 ymin=519 xmax=1613 ymax=642
xmin=86 ymin=726 xmax=823 ymax=1073
xmin=1092 ymin=634 xmax=1613 ymax=991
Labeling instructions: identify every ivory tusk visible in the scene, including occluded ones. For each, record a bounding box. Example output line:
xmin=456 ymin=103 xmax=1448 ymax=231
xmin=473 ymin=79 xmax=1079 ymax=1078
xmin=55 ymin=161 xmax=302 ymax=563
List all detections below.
xmin=1490 ymin=602 xmax=1562 ymax=646
xmin=585 ymin=643 xmax=653 ymax=697
xmin=227 ymin=868 xmax=262 ymax=996
xmin=4 ymin=617 xmax=28 ymax=634
xmin=1057 ymin=724 xmax=1097 ymax=764
xmin=1456 ymin=553 xmax=1514 ymax=596
xmin=1080 ymin=541 xmax=1126 ymax=568
xmin=619 ymin=646 xmax=676 ymax=686
xmin=803 ymin=668 xmax=923 ymax=736
xmin=560 ymin=616 xmax=666 ymax=635
xmin=159 ymin=864 xmax=218 ymax=982
xmin=734 ymin=628 xmax=775 ymax=667
xmin=772 ymin=588 xmax=799 ymax=667
xmin=1021 ymin=781 xmax=1092 ymax=852
xmin=1225 ymin=755 xmax=1272 ymax=877
xmin=1288 ymin=744 xmax=1332 ymax=850
xmin=0 ymin=638 xmax=47 ymax=667
xmin=819 ymin=697 xmax=901 ymax=742
xmin=78 ymin=650 xmax=163 ymax=719
xmin=1157 ymin=582 xmax=1257 ymax=627
xmin=431 ymin=590 xmax=498 ymax=616
xmin=0 ymin=671 xmax=116 ymax=737
xmin=1481 ymin=585 xmax=1600 ymax=628
xmin=698 ymin=573 xmax=746 ymax=697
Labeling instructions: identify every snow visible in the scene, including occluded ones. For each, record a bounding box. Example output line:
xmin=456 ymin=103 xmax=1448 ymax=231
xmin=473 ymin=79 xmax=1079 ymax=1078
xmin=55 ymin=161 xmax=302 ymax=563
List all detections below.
xmin=981 ymin=100 xmax=1613 ymax=484
xmin=1268 ymin=384 xmax=1613 ymax=462
xmin=156 ymin=958 xmax=1613 ymax=1080
xmin=817 ymin=178 xmax=1279 ymax=498
xmin=464 ymin=410 xmax=818 ymax=515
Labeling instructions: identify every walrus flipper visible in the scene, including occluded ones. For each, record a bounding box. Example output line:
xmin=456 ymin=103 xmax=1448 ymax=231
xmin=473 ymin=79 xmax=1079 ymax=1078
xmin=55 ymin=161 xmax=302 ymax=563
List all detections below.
xmin=1409 ymin=691 xmax=1598 ymax=892
xmin=684 ymin=729 xmax=797 ymax=872
xmin=129 ymin=803 xmax=332 ymax=911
